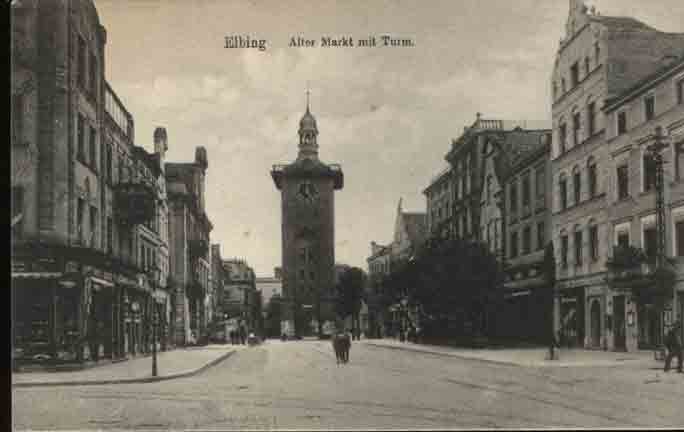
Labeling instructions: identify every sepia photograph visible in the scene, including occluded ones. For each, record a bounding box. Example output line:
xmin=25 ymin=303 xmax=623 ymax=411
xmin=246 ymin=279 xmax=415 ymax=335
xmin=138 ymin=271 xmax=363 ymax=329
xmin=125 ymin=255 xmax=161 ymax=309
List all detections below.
xmin=10 ymin=0 xmax=684 ymax=430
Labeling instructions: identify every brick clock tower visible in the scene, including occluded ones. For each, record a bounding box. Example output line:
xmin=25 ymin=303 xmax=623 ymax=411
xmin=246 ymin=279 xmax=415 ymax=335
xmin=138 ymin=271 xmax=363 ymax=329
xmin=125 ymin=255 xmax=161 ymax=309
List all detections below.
xmin=271 ymin=98 xmax=343 ymax=338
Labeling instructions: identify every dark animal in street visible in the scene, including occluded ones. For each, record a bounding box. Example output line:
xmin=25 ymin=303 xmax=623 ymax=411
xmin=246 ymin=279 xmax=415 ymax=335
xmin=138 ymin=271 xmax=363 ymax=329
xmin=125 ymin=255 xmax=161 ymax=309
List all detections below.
xmin=332 ymin=333 xmax=351 ymax=365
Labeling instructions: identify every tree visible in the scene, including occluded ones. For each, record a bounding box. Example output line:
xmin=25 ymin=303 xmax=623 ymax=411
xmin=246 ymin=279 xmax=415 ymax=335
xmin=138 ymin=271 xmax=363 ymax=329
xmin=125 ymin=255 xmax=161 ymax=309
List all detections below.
xmin=386 ymin=235 xmax=505 ymax=341
xmin=334 ymin=267 xmax=366 ymax=335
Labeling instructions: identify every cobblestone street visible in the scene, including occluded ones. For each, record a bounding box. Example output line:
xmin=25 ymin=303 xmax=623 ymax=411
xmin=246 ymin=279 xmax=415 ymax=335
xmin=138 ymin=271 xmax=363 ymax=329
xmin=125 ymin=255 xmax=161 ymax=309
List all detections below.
xmin=12 ymin=340 xmax=684 ymax=430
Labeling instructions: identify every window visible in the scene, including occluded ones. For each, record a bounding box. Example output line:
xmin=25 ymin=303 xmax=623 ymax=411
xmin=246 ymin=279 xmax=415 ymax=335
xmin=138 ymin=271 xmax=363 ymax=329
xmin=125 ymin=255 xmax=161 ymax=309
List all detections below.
xmin=78 ymin=36 xmax=86 ymax=88
xmin=535 ymin=166 xmax=545 ymax=208
xmin=89 ymin=52 xmax=97 ymax=95
xmin=678 ymin=78 xmax=684 ymax=105
xmin=12 ymin=93 xmax=23 ymax=144
xmin=617 ymin=111 xmax=627 ymax=135
xmin=561 ymin=235 xmax=569 ymax=268
xmin=561 ymin=78 xmax=566 ymax=94
xmin=617 ymin=164 xmax=629 ymax=199
xmin=523 ymin=226 xmax=531 ymax=255
xmin=643 ymin=152 xmax=656 ymax=192
xmin=644 ymin=94 xmax=655 ymax=121
xmin=573 ymin=111 xmax=581 ymax=145
xmin=77 ymin=114 xmax=85 ymax=161
xmin=106 ymin=145 xmax=113 ymax=182
xmin=89 ymin=126 xmax=97 ymax=169
xmin=594 ymin=42 xmax=600 ymax=64
xmin=571 ymin=62 xmax=580 ymax=87
xmin=574 ymin=230 xmax=583 ymax=267
xmin=107 ymin=216 xmax=113 ymax=253
xmin=573 ymin=167 xmax=581 ymax=205
xmin=559 ymin=176 xmax=568 ymax=210
xmin=643 ymin=226 xmax=657 ymax=259
xmin=584 ymin=57 xmax=590 ymax=76
xmin=676 ymin=220 xmax=684 ymax=256
xmin=537 ymin=222 xmax=545 ymax=251
xmin=587 ymin=102 xmax=596 ymax=136
xmin=77 ymin=198 xmax=84 ymax=243
xmin=298 ymin=247 xmax=307 ymax=263
xmin=585 ymin=160 xmax=597 ymax=198
xmin=553 ymin=82 xmax=557 ymax=100
xmin=589 ymin=225 xmax=598 ymax=261
xmin=617 ymin=231 xmax=630 ymax=248
xmin=299 ymin=269 xmax=305 ymax=280
xmin=309 ymin=271 xmax=315 ymax=281
xmin=90 ymin=206 xmax=98 ymax=247
xmin=510 ymin=231 xmax=518 ymax=258
xmin=509 ymin=181 xmax=518 ymax=217
xmin=522 ymin=173 xmax=531 ymax=207
xmin=676 ymin=142 xmax=684 ymax=180
xmin=559 ymin=123 xmax=567 ymax=153
xmin=12 ymin=186 xmax=24 ymax=238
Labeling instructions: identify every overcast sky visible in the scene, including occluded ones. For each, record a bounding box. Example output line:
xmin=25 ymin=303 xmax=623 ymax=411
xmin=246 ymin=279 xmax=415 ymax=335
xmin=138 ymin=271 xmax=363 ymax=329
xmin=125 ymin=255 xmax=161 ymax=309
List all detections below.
xmin=96 ymin=0 xmax=683 ymax=276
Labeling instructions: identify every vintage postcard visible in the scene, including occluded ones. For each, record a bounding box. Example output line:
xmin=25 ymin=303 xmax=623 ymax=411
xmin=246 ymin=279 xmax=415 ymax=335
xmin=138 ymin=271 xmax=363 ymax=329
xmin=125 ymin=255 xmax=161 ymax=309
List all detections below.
xmin=10 ymin=0 xmax=684 ymax=430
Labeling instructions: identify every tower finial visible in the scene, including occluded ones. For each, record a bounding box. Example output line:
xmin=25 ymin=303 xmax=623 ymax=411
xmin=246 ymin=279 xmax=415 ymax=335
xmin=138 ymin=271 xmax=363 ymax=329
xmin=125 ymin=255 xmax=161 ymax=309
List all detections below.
xmin=305 ymin=81 xmax=311 ymax=112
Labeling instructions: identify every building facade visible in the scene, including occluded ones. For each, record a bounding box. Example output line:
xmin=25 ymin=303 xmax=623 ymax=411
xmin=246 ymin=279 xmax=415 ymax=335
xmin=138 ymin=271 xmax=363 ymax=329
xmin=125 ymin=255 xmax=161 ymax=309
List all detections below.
xmin=222 ymin=258 xmax=257 ymax=333
xmin=604 ymin=57 xmax=684 ymax=351
xmin=166 ymin=148 xmax=213 ymax=345
xmin=11 ymin=0 xmax=170 ymax=366
xmin=499 ymin=131 xmax=553 ymax=344
xmin=424 ymin=167 xmax=453 ymax=238
xmin=271 ymin=103 xmax=344 ymax=338
xmin=550 ymin=0 xmax=684 ymax=350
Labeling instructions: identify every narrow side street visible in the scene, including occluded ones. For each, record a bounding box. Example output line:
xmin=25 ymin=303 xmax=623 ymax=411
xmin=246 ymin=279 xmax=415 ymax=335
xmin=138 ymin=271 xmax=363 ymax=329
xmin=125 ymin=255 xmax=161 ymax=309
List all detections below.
xmin=12 ymin=340 xmax=684 ymax=430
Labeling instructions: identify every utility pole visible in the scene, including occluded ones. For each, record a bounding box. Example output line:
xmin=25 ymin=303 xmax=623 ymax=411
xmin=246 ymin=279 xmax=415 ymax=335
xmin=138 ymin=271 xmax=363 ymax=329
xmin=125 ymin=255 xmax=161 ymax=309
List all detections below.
xmin=648 ymin=126 xmax=672 ymax=348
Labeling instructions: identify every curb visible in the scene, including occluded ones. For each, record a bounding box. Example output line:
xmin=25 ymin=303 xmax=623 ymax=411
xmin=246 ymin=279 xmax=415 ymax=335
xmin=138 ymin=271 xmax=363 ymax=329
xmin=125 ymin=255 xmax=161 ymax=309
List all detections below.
xmin=363 ymin=342 xmax=654 ymax=368
xmin=12 ymin=350 xmax=237 ymax=388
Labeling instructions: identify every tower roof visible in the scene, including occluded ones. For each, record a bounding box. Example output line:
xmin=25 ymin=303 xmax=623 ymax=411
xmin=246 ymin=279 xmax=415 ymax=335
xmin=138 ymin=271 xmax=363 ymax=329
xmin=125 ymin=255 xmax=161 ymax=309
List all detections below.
xmin=299 ymin=107 xmax=318 ymax=134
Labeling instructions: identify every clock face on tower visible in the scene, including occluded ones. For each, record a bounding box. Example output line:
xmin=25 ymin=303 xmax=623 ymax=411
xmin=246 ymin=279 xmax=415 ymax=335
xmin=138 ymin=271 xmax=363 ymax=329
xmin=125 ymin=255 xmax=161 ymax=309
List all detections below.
xmin=297 ymin=181 xmax=319 ymax=204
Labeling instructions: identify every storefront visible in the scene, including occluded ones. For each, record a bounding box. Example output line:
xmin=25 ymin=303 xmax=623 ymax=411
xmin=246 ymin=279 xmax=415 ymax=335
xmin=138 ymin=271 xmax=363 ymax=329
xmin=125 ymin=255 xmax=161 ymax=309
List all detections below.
xmin=558 ymin=286 xmax=585 ymax=348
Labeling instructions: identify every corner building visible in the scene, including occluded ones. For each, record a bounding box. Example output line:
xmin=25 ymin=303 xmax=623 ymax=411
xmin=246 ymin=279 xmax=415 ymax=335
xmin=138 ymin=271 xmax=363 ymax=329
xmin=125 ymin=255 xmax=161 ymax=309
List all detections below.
xmin=551 ymin=0 xmax=684 ymax=349
xmin=271 ymin=104 xmax=343 ymax=337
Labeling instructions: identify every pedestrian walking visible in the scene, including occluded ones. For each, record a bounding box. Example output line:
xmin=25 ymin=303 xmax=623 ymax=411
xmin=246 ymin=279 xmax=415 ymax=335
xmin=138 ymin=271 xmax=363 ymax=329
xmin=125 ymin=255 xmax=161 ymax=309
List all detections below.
xmin=664 ymin=320 xmax=682 ymax=373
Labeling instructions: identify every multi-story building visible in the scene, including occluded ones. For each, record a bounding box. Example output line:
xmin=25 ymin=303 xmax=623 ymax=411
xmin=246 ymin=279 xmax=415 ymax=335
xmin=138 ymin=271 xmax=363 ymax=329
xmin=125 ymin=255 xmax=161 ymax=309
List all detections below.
xmin=550 ymin=0 xmax=684 ymax=350
xmin=499 ymin=130 xmax=553 ymax=344
xmin=222 ymin=258 xmax=257 ymax=332
xmin=255 ymin=268 xmax=283 ymax=308
xmin=210 ymin=244 xmax=227 ymax=323
xmin=11 ymin=0 xmax=169 ymax=366
xmin=366 ymin=242 xmax=392 ymax=338
xmin=424 ymin=166 xmax=453 ymax=238
xmin=446 ymin=114 xmax=549 ymax=243
xmin=603 ymin=56 xmax=684 ymax=351
xmin=166 ymin=148 xmax=213 ymax=345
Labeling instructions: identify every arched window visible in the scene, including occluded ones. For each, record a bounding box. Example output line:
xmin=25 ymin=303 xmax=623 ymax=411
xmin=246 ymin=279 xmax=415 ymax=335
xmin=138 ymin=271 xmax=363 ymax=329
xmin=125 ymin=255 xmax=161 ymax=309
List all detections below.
xmin=572 ymin=165 xmax=581 ymax=205
xmin=588 ymin=219 xmax=599 ymax=262
xmin=571 ymin=106 xmax=581 ymax=146
xmin=559 ymin=228 xmax=569 ymax=268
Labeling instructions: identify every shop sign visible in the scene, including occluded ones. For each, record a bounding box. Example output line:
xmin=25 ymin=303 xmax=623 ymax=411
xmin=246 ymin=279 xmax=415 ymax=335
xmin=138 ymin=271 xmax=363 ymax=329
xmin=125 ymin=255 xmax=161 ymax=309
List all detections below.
xmin=11 ymin=259 xmax=27 ymax=273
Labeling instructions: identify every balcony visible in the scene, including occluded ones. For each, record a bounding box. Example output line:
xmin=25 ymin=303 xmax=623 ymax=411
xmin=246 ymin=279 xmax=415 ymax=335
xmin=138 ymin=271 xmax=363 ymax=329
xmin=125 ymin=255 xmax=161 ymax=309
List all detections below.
xmin=114 ymin=182 xmax=155 ymax=226
xmin=188 ymin=239 xmax=209 ymax=260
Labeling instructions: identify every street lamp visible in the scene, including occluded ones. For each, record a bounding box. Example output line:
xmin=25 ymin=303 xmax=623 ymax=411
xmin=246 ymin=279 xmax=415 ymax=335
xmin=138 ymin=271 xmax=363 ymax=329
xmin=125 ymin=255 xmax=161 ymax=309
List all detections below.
xmin=148 ymin=265 xmax=161 ymax=377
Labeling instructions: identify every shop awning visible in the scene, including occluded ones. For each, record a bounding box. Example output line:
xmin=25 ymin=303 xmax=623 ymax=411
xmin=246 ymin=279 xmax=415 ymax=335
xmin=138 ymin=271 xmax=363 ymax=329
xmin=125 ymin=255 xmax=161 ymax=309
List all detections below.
xmin=12 ymin=272 xmax=63 ymax=279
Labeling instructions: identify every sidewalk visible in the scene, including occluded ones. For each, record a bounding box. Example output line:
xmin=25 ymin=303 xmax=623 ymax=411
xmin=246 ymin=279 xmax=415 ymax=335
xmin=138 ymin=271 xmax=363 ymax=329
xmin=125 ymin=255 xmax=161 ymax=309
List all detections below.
xmin=362 ymin=339 xmax=662 ymax=368
xmin=12 ymin=344 xmax=245 ymax=388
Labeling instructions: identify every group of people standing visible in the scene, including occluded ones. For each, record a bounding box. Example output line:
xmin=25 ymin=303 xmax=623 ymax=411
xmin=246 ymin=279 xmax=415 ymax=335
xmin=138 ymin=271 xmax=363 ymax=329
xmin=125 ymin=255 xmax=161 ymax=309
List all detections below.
xmin=229 ymin=325 xmax=248 ymax=345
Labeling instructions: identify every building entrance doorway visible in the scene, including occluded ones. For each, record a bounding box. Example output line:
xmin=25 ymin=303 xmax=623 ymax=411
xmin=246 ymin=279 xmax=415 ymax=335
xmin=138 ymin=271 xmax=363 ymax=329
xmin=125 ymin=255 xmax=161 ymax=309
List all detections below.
xmin=590 ymin=299 xmax=601 ymax=349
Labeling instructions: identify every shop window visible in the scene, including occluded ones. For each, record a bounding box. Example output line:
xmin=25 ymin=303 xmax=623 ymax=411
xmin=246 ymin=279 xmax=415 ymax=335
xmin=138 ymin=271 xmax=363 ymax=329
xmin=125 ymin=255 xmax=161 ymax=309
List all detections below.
xmin=537 ymin=222 xmax=545 ymax=251
xmin=12 ymin=186 xmax=24 ymax=238
xmin=523 ymin=226 xmax=531 ymax=255
xmin=510 ymin=231 xmax=518 ymax=258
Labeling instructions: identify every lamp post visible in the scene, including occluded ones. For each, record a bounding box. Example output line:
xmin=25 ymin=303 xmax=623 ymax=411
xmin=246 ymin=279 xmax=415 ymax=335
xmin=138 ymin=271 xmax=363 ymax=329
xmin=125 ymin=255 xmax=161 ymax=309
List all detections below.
xmin=148 ymin=265 xmax=160 ymax=377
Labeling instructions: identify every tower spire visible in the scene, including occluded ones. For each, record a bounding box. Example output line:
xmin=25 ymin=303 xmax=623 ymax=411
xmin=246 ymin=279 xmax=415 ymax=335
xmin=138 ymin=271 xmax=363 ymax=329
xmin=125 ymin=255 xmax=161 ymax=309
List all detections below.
xmin=305 ymin=81 xmax=311 ymax=112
